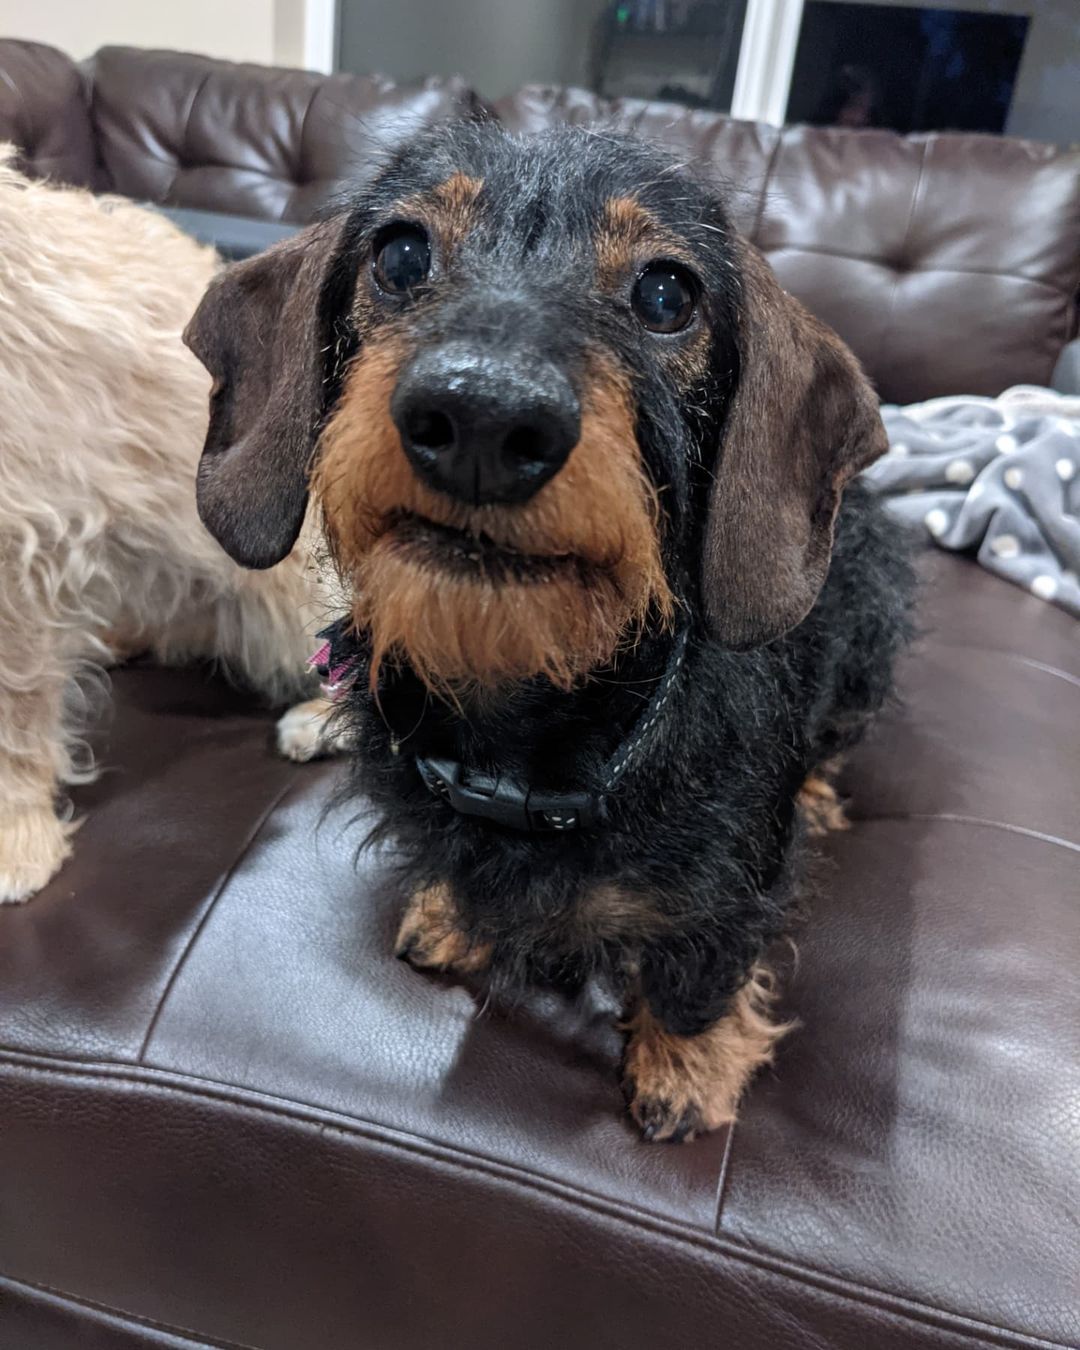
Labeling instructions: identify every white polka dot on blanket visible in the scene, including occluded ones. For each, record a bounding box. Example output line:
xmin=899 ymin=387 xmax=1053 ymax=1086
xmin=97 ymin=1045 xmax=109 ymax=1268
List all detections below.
xmin=995 ymin=433 xmax=1019 ymax=454
xmin=1056 ymin=458 xmax=1076 ymax=481
xmin=1003 ymin=466 xmax=1024 ymax=490
xmin=924 ymin=508 xmax=950 ymax=537
xmin=990 ymin=534 xmax=1020 ymax=559
xmin=891 ymin=441 xmax=910 ymax=457
xmin=945 ymin=458 xmax=975 ymax=484
xmin=1031 ymin=574 xmax=1058 ymax=600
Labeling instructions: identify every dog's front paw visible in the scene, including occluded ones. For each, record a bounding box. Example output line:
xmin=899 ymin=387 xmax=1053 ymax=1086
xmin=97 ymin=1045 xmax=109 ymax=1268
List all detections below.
xmin=275 ymin=696 xmax=349 ymax=763
xmin=0 ymin=805 xmax=74 ymax=904
xmin=622 ymin=1077 xmax=709 ymax=1145
xmin=797 ymin=761 xmax=849 ymax=837
xmin=622 ymin=966 xmax=789 ymax=1143
xmin=395 ymin=884 xmax=491 ymax=976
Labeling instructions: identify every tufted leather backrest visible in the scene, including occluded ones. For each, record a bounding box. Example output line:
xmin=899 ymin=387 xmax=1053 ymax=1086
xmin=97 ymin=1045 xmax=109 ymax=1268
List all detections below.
xmin=0 ymin=39 xmax=99 ymax=187
xmin=88 ymin=46 xmax=485 ymax=225
xmin=0 ymin=40 xmax=1077 ymax=403
xmin=496 ymin=86 xmax=1080 ymax=403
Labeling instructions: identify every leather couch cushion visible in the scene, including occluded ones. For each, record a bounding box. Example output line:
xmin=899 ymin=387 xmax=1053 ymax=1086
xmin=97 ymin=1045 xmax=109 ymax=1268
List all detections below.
xmin=88 ymin=46 xmax=484 ymax=225
xmin=0 ymin=39 xmax=98 ymax=189
xmin=497 ymin=86 xmax=1080 ymax=404
xmin=1 ymin=554 xmax=1077 ymax=1349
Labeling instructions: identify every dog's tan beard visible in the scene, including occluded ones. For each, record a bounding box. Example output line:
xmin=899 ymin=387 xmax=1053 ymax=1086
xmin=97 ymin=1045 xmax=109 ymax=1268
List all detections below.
xmin=312 ymin=336 xmax=673 ymax=694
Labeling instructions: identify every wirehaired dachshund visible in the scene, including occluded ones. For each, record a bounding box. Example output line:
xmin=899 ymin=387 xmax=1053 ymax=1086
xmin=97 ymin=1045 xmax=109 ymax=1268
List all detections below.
xmin=184 ymin=120 xmax=915 ymax=1142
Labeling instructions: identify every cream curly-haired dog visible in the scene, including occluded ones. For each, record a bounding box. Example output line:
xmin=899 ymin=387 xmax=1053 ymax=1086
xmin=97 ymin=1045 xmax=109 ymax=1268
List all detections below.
xmin=0 ymin=156 xmax=337 ymax=904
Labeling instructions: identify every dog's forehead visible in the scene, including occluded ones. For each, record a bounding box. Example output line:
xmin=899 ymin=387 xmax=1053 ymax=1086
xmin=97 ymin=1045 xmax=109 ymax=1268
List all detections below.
xmin=370 ymin=125 xmax=718 ymax=262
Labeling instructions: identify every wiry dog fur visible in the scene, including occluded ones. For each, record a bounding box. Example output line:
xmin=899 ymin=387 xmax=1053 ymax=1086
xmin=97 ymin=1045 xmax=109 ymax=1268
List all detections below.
xmin=185 ymin=122 xmax=916 ymax=1142
xmin=315 ymin=339 xmax=673 ymax=692
xmin=0 ymin=157 xmax=339 ymax=904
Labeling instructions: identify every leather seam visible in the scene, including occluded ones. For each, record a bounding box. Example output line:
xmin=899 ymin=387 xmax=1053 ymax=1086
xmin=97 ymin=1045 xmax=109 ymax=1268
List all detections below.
xmin=0 ymin=1268 xmax=258 ymax=1349
xmin=711 ymin=1115 xmax=737 ymax=1229
xmin=761 ymin=242 xmax=1074 ymax=294
xmin=873 ymin=136 xmax=928 ymax=378
xmin=171 ymin=70 xmax=214 ymax=201
xmin=136 ymin=779 xmax=297 ymax=1062
xmin=921 ymin=642 xmax=1079 ymax=685
xmin=0 ymin=1053 xmax=1071 ymax=1350
xmin=111 ymin=140 xmax=323 ymax=190
xmin=749 ymin=129 xmax=784 ymax=244
xmin=287 ymin=86 xmax=321 ymax=222
xmin=1015 ymin=656 xmax=1080 ymax=690
xmin=844 ymin=811 xmax=1080 ymax=855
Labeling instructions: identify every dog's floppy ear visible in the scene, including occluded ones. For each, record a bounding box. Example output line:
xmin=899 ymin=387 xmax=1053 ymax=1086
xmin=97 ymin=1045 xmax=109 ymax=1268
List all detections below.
xmin=183 ymin=216 xmax=348 ymax=568
xmin=701 ymin=238 xmax=887 ymax=647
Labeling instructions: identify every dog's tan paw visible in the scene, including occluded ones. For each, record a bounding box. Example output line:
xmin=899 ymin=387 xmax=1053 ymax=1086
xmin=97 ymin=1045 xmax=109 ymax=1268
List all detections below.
xmin=0 ymin=806 xmax=74 ymax=904
xmin=395 ymin=884 xmax=491 ymax=975
xmin=275 ymin=696 xmax=348 ymax=762
xmin=622 ymin=966 xmax=789 ymax=1143
xmin=797 ymin=766 xmax=849 ymax=837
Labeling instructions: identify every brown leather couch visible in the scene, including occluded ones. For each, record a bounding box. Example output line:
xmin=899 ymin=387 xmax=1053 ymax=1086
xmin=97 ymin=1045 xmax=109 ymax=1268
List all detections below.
xmin=1 ymin=41 xmax=1079 ymax=1350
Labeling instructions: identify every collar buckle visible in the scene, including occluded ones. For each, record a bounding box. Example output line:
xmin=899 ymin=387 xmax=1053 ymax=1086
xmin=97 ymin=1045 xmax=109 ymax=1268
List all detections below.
xmin=416 ymin=757 xmax=604 ymax=833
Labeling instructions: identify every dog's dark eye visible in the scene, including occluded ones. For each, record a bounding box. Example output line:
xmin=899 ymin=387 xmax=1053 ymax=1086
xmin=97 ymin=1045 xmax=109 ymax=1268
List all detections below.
xmin=631 ymin=263 xmax=696 ymax=334
xmin=373 ymin=226 xmax=431 ymax=295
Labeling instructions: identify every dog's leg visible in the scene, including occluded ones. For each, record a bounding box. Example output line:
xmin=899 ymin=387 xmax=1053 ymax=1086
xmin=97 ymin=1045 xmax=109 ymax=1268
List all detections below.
xmin=275 ymin=696 xmax=352 ymax=762
xmin=796 ymin=756 xmax=849 ymax=837
xmin=155 ymin=562 xmax=353 ymax=764
xmin=0 ymin=637 xmax=75 ymax=904
xmin=0 ymin=802 xmax=73 ymax=905
xmin=395 ymin=883 xmax=492 ymax=976
xmin=622 ymin=963 xmax=789 ymax=1143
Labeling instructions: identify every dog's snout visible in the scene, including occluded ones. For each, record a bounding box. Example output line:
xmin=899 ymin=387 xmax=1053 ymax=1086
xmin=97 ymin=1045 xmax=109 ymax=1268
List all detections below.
xmin=391 ymin=344 xmax=580 ymax=505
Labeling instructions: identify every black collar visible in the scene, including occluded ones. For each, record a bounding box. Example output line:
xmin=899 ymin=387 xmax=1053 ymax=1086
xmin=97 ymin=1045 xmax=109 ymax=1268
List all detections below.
xmin=313 ymin=621 xmax=689 ymax=835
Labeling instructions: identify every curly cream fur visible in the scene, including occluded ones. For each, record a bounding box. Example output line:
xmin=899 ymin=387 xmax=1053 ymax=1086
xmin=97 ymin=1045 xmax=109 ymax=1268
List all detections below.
xmin=0 ymin=154 xmax=333 ymax=903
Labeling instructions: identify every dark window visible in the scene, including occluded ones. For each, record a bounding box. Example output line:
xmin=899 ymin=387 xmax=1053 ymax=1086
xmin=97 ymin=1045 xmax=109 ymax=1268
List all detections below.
xmin=787 ymin=2 xmax=1031 ymax=135
xmin=592 ymin=0 xmax=749 ymax=110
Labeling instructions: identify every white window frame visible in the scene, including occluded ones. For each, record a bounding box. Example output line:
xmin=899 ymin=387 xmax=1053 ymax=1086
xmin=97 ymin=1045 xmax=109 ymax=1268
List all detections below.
xmin=730 ymin=0 xmax=806 ymax=125
xmin=275 ymin=0 xmax=338 ymax=73
xmin=302 ymin=0 xmax=338 ymax=73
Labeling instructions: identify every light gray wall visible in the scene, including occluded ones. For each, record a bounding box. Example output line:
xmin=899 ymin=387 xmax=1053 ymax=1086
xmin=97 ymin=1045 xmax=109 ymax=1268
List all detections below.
xmin=0 ymin=0 xmax=277 ymax=63
xmin=338 ymin=0 xmax=608 ymax=101
xmin=1005 ymin=0 xmax=1080 ymax=144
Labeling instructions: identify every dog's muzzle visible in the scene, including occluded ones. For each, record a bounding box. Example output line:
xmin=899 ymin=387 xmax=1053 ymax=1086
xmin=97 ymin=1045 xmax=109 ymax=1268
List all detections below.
xmin=390 ymin=342 xmax=580 ymax=506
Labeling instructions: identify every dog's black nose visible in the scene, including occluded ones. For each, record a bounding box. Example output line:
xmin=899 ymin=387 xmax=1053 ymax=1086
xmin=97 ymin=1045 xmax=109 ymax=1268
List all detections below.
xmin=391 ymin=344 xmax=580 ymax=505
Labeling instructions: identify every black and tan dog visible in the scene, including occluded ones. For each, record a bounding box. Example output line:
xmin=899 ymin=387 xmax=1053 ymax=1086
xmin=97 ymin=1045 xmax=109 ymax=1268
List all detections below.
xmin=185 ymin=121 xmax=915 ymax=1142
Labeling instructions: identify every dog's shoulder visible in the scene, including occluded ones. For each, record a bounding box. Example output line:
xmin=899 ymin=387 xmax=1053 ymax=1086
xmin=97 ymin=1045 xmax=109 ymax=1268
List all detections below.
xmin=681 ymin=484 xmax=917 ymax=770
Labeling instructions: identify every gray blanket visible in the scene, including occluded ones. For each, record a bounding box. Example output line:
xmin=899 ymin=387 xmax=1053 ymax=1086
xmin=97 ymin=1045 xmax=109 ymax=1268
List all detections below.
xmin=863 ymin=387 xmax=1080 ymax=619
